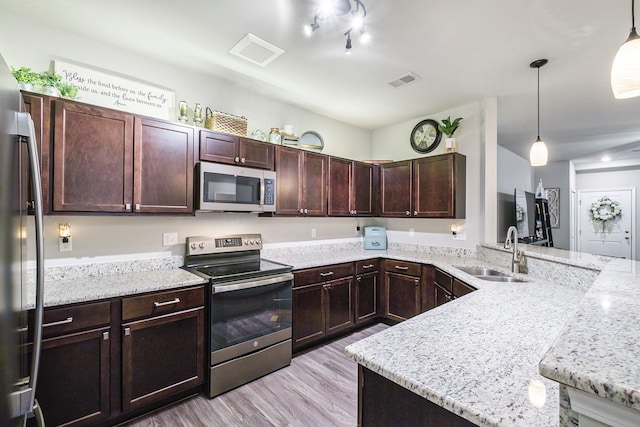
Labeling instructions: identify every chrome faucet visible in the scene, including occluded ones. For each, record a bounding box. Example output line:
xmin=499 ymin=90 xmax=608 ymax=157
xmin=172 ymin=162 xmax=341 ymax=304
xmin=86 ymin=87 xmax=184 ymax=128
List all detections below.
xmin=504 ymin=226 xmax=522 ymax=273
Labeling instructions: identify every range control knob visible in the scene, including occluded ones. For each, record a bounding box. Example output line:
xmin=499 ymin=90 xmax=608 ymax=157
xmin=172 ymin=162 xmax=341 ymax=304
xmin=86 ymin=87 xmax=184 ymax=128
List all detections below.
xmin=190 ymin=243 xmax=198 ymax=250
xmin=199 ymin=242 xmax=205 ymax=249
xmin=256 ymin=239 xmax=262 ymax=245
xmin=244 ymin=240 xmax=249 ymax=246
xmin=249 ymin=240 xmax=255 ymax=245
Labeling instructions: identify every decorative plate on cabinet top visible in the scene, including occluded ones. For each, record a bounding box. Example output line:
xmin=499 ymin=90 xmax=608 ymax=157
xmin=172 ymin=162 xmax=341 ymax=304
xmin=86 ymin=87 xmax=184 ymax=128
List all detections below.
xmin=298 ymin=131 xmax=324 ymax=152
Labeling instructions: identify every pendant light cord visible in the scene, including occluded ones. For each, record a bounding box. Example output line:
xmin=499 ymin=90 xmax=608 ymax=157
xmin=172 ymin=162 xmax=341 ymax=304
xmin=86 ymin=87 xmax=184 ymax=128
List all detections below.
xmin=537 ymin=66 xmax=540 ymax=139
xmin=633 ymin=0 xmax=636 ymax=30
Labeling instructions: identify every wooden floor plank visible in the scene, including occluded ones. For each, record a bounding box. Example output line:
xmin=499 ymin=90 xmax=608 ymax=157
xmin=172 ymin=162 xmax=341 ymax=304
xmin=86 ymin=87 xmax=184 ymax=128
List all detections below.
xmin=120 ymin=323 xmax=387 ymax=427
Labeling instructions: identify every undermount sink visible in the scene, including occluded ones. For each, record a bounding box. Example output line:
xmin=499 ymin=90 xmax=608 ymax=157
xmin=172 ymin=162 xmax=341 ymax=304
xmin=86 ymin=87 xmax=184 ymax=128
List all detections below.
xmin=455 ymin=266 xmax=507 ymax=277
xmin=454 ymin=266 xmax=528 ymax=283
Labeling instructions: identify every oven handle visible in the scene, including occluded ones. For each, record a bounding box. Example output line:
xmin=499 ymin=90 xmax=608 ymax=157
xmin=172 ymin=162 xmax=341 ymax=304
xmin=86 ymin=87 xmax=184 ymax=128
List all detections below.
xmin=212 ymin=272 xmax=294 ymax=294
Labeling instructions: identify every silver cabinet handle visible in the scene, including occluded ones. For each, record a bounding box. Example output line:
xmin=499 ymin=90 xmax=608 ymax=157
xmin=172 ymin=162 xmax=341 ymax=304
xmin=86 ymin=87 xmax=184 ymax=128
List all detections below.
xmin=125 ymin=203 xmax=131 ymax=210
xmin=234 ymin=156 xmax=240 ymax=163
xmin=414 ymin=211 xmax=418 ymax=216
xmin=42 ymin=317 xmax=73 ymax=328
xmin=320 ymin=272 xmax=334 ymax=277
xmin=394 ymin=266 xmax=409 ymax=271
xmin=300 ymin=208 xmax=304 ymax=214
xmin=240 ymin=157 xmax=246 ymax=164
xmin=405 ymin=211 xmax=410 ymax=216
xmin=153 ymin=297 xmax=181 ymax=307
xmin=124 ymin=327 xmax=131 ymax=336
xmin=304 ymin=208 xmax=308 ymax=214
xmin=362 ymin=264 xmax=374 ymax=269
xmin=135 ymin=203 xmax=141 ymax=211
xmin=357 ymin=276 xmax=362 ymax=281
xmin=103 ymin=332 xmax=110 ymax=341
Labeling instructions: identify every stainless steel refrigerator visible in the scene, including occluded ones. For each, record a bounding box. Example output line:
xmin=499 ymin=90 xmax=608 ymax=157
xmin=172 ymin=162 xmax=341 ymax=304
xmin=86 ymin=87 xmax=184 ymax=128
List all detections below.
xmin=0 ymin=53 xmax=45 ymax=426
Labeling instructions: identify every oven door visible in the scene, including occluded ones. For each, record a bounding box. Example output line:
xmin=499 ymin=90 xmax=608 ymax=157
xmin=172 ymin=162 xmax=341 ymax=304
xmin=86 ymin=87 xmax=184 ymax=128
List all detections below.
xmin=210 ymin=273 xmax=293 ymax=365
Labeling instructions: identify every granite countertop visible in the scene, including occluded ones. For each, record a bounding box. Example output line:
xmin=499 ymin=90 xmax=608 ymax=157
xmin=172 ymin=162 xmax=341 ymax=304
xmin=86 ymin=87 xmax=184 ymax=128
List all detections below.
xmin=539 ymin=257 xmax=640 ymax=412
xmin=337 ymin=252 xmax=586 ymax=426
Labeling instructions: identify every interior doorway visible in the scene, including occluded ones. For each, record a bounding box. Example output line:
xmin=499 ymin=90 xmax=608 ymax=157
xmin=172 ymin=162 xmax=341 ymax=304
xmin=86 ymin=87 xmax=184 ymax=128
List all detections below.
xmin=577 ymin=188 xmax=635 ymax=260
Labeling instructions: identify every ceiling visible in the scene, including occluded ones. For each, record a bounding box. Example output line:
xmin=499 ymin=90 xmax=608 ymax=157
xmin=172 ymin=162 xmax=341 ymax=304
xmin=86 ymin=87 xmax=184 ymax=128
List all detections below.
xmin=3 ymin=0 xmax=640 ymax=166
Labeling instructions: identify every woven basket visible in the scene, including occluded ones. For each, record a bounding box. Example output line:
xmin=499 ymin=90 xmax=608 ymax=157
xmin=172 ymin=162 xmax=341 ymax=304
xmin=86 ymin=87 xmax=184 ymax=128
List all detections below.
xmin=205 ymin=108 xmax=248 ymax=136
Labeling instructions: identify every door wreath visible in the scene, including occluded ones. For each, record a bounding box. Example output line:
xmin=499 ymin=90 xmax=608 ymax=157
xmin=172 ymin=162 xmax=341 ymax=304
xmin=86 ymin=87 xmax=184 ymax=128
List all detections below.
xmin=589 ymin=196 xmax=622 ymax=233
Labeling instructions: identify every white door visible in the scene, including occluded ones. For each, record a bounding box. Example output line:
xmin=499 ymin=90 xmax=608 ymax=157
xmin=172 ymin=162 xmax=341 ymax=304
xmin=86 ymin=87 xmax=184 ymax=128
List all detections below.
xmin=578 ymin=189 xmax=635 ymax=259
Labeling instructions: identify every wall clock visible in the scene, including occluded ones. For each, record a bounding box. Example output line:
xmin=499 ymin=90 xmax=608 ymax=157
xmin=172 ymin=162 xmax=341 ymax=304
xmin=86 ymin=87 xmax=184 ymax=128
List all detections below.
xmin=410 ymin=119 xmax=442 ymax=153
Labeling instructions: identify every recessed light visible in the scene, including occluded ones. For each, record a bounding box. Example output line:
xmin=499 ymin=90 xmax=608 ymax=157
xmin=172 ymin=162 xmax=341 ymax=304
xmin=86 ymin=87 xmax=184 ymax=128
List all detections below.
xmin=601 ymin=156 xmax=611 ymax=162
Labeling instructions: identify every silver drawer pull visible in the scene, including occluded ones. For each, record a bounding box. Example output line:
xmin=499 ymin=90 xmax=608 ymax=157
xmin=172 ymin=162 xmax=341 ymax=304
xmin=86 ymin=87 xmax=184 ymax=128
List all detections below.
xmin=43 ymin=317 xmax=73 ymax=328
xmin=320 ymin=272 xmax=334 ymax=277
xmin=154 ymin=297 xmax=181 ymax=307
xmin=362 ymin=264 xmax=374 ymax=269
xmin=394 ymin=266 xmax=409 ymax=271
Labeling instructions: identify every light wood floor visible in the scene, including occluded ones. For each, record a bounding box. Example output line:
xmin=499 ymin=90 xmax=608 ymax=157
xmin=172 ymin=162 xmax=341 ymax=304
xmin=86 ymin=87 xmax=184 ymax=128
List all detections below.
xmin=122 ymin=323 xmax=388 ymax=427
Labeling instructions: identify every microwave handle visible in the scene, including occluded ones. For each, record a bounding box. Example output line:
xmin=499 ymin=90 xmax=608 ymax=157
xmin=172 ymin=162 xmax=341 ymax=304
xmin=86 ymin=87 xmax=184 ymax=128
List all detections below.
xmin=260 ymin=177 xmax=265 ymax=206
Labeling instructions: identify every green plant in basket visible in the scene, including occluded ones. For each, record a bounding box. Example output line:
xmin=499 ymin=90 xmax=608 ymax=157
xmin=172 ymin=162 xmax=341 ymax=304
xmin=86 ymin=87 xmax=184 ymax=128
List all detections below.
xmin=40 ymin=71 xmax=62 ymax=88
xmin=58 ymin=81 xmax=78 ymax=99
xmin=11 ymin=66 xmax=44 ymax=88
xmin=438 ymin=116 xmax=463 ymax=137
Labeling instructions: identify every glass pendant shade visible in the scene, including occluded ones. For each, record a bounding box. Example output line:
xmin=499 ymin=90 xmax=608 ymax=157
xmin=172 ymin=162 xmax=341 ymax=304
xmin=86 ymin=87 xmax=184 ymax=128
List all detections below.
xmin=530 ymin=137 xmax=548 ymax=166
xmin=611 ymin=30 xmax=640 ymax=99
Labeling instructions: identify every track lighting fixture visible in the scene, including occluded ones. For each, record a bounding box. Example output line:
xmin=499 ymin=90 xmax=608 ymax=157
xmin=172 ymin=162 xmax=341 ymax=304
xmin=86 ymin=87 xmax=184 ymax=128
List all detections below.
xmin=305 ymin=0 xmax=369 ymax=53
xmin=611 ymin=0 xmax=640 ymax=98
xmin=529 ymin=59 xmax=549 ymax=167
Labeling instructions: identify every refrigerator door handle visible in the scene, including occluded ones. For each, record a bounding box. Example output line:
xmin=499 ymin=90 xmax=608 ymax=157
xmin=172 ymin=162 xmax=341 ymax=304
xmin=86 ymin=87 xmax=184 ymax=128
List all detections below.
xmin=19 ymin=112 xmax=45 ymax=422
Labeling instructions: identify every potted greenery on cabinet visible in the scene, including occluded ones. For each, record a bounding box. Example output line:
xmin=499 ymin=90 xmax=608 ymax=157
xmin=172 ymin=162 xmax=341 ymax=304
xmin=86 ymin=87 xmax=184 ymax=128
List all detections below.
xmin=438 ymin=116 xmax=463 ymax=153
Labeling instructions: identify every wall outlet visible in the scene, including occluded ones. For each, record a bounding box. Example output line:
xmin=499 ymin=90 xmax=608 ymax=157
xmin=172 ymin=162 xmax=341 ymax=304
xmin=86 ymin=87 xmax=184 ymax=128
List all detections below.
xmin=409 ymin=228 xmax=415 ymax=237
xmin=311 ymin=228 xmax=317 ymax=238
xmin=59 ymin=237 xmax=72 ymax=252
xmin=163 ymin=232 xmax=178 ymax=246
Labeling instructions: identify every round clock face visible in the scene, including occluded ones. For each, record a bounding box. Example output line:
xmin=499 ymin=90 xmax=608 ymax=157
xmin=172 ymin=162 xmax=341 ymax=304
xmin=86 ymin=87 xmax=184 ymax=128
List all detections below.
xmin=410 ymin=119 xmax=442 ymax=153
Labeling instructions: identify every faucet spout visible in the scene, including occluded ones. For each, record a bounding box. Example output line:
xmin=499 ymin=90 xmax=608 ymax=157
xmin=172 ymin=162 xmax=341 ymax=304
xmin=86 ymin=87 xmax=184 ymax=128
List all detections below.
xmin=504 ymin=226 xmax=521 ymax=273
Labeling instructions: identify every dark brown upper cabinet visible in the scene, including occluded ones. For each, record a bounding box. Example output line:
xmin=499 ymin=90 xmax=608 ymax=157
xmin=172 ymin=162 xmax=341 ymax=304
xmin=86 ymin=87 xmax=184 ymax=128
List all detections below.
xmin=328 ymin=157 xmax=374 ymax=216
xmin=378 ymin=160 xmax=412 ymax=217
xmin=22 ymin=92 xmax=51 ymax=215
xmin=275 ymin=146 xmax=327 ymax=216
xmin=199 ymin=129 xmax=274 ymax=170
xmin=52 ymin=99 xmax=194 ymax=214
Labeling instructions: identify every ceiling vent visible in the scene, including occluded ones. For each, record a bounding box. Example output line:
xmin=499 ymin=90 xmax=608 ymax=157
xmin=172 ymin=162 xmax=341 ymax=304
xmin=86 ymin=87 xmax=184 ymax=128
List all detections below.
xmin=229 ymin=33 xmax=284 ymax=67
xmin=388 ymin=72 xmax=420 ymax=88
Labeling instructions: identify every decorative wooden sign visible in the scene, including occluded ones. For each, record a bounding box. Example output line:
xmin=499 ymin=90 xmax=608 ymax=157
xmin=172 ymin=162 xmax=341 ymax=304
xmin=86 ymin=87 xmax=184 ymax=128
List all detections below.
xmin=54 ymin=60 xmax=175 ymax=120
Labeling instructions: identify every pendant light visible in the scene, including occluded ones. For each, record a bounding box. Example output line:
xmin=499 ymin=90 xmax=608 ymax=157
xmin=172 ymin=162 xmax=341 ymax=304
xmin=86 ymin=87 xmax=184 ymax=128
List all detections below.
xmin=529 ymin=59 xmax=549 ymax=167
xmin=611 ymin=0 xmax=640 ymax=99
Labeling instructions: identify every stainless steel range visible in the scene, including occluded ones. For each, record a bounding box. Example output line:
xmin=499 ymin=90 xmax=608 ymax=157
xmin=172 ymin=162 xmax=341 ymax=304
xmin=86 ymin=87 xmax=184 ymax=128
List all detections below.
xmin=183 ymin=234 xmax=293 ymax=398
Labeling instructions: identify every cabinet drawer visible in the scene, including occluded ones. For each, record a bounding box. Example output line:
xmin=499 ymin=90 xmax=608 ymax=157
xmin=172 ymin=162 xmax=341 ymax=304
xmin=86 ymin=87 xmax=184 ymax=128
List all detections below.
xmin=294 ymin=262 xmax=354 ymax=287
xmin=356 ymin=259 xmax=379 ymax=274
xmin=453 ymin=278 xmax=476 ymax=298
xmin=122 ymin=286 xmax=205 ymax=321
xmin=383 ymin=259 xmax=421 ymax=276
xmin=40 ymin=301 xmax=111 ymax=338
xmin=434 ymin=268 xmax=453 ymax=293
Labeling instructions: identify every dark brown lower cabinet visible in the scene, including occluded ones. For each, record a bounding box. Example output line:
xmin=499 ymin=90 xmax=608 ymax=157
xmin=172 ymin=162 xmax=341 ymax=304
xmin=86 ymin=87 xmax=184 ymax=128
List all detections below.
xmin=359 ymin=366 xmax=475 ymax=427
xmin=384 ymin=272 xmax=420 ymax=322
xmin=355 ymin=272 xmax=378 ymax=324
xmin=121 ymin=307 xmax=204 ymax=411
xmin=325 ymin=277 xmax=354 ymax=336
xmin=34 ymin=327 xmax=111 ymax=427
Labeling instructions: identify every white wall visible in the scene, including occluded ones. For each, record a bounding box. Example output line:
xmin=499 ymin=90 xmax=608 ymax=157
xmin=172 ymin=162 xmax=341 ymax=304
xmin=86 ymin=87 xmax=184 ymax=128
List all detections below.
xmin=497 ymin=146 xmax=533 ymax=193
xmin=371 ymin=100 xmax=497 ymax=249
xmin=576 ymin=166 xmax=640 ymax=258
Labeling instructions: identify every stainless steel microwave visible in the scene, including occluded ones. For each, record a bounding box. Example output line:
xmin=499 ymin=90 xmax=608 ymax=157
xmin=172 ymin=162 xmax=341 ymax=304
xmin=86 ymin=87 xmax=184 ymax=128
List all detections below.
xmin=196 ymin=162 xmax=276 ymax=213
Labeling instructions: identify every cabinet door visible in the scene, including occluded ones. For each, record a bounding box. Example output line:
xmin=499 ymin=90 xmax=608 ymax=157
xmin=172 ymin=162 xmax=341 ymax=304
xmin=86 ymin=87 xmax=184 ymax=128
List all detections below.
xmin=421 ymin=265 xmax=436 ymax=312
xmin=34 ymin=327 xmax=111 ymax=427
xmin=385 ymin=272 xmax=420 ymax=322
xmin=435 ymin=283 xmax=452 ymax=307
xmin=303 ymin=151 xmax=327 ymax=216
xmin=122 ymin=307 xmax=204 ymax=411
xmin=413 ymin=153 xmax=466 ymax=218
xmin=356 ymin=272 xmax=378 ymax=324
xmin=379 ymin=161 xmax=412 ymax=217
xmin=328 ymin=157 xmax=352 ymax=216
xmin=275 ymin=146 xmax=303 ymax=215
xmin=292 ymin=283 xmax=325 ymax=350
xmin=52 ymin=100 xmax=134 ymax=212
xmin=134 ymin=118 xmax=194 ymax=213
xmin=325 ymin=278 xmax=353 ymax=335
xmin=199 ymin=130 xmax=238 ymax=164
xmin=239 ymin=137 xmax=274 ymax=170
xmin=453 ymin=278 xmax=475 ymax=299
xmin=23 ymin=92 xmax=51 ymax=215
xmin=353 ymin=161 xmax=374 ymax=216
